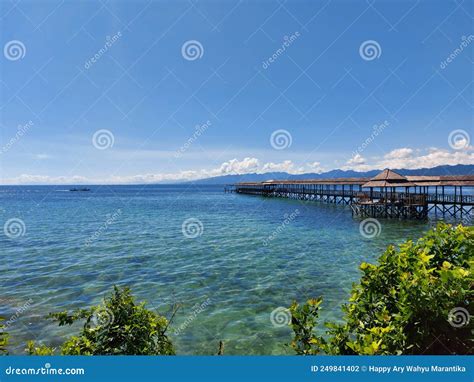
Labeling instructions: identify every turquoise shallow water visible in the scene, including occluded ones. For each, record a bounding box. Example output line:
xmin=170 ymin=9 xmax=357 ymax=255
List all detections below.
xmin=0 ymin=185 xmax=468 ymax=355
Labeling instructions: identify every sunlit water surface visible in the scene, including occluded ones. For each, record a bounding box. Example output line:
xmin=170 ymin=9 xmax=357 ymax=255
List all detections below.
xmin=0 ymin=185 xmax=469 ymax=354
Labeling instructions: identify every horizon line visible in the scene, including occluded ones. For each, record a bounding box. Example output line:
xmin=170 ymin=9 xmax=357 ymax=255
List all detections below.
xmin=1 ymin=163 xmax=473 ymax=186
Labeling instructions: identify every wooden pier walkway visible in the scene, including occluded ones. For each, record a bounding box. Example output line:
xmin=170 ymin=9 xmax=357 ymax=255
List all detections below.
xmin=231 ymin=169 xmax=474 ymax=220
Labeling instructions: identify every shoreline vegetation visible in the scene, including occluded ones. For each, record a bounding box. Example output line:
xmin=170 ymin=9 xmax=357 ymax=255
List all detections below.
xmin=1 ymin=223 xmax=472 ymax=356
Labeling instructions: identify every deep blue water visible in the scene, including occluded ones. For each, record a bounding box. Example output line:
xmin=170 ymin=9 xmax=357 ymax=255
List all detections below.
xmin=0 ymin=185 xmax=468 ymax=354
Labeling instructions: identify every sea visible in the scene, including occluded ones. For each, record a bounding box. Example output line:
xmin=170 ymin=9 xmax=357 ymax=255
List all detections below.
xmin=0 ymin=185 xmax=470 ymax=355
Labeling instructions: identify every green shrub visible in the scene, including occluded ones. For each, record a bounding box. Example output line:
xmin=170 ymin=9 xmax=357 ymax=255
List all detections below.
xmin=0 ymin=317 xmax=8 ymax=354
xmin=290 ymin=223 xmax=473 ymax=355
xmin=27 ymin=286 xmax=175 ymax=355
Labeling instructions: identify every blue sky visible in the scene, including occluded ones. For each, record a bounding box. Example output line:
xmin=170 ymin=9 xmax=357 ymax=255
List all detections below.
xmin=0 ymin=0 xmax=473 ymax=184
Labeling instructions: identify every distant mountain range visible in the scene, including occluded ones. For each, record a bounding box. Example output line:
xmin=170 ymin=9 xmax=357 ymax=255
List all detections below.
xmin=188 ymin=164 xmax=474 ymax=185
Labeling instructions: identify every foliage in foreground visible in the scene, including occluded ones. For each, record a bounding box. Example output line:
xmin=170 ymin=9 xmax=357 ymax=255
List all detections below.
xmin=27 ymin=286 xmax=175 ymax=355
xmin=0 ymin=317 xmax=8 ymax=354
xmin=290 ymin=223 xmax=473 ymax=355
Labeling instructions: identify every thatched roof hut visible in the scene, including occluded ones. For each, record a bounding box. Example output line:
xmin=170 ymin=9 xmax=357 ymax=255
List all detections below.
xmin=362 ymin=169 xmax=416 ymax=188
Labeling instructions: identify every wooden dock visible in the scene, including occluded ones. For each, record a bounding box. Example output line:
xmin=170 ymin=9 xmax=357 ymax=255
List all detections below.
xmin=232 ymin=169 xmax=474 ymax=220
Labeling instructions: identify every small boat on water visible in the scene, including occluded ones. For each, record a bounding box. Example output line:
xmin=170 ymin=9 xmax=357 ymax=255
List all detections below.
xmin=69 ymin=188 xmax=91 ymax=192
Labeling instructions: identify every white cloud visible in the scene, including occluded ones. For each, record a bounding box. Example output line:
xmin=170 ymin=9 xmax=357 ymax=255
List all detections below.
xmin=261 ymin=160 xmax=297 ymax=173
xmin=452 ymin=137 xmax=469 ymax=150
xmin=217 ymin=157 xmax=260 ymax=174
xmin=306 ymin=161 xmax=325 ymax=173
xmin=2 ymin=147 xmax=473 ymax=185
xmin=384 ymin=148 xmax=413 ymax=159
xmin=343 ymin=146 xmax=474 ymax=171
xmin=10 ymin=174 xmax=89 ymax=185
xmin=346 ymin=153 xmax=365 ymax=165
